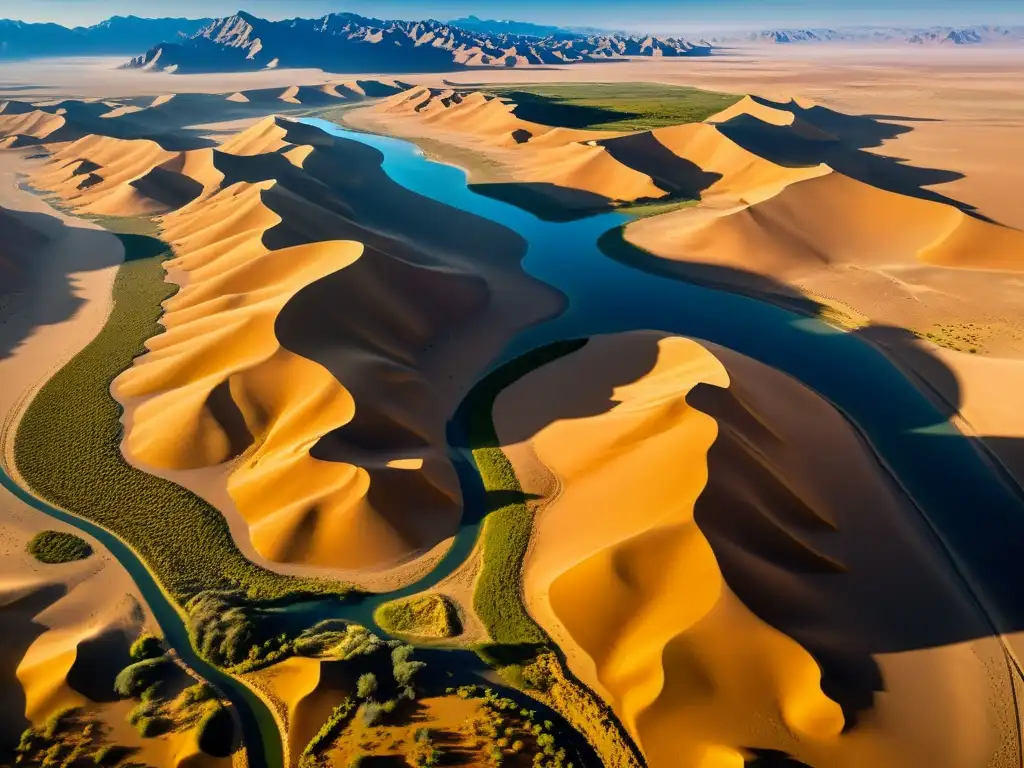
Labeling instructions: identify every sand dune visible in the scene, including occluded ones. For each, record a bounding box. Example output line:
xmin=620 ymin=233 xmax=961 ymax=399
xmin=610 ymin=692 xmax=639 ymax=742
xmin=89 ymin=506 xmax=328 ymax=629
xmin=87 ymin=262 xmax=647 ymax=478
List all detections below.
xmin=494 ymin=331 xmax=1011 ymax=768
xmin=628 ymin=163 xmax=1024 ymax=276
xmin=105 ymin=116 xmax=558 ymax=577
xmin=359 ymin=86 xmax=828 ymax=209
xmin=709 ymin=94 xmax=838 ymax=141
xmin=247 ymin=655 xmax=358 ymax=764
xmin=30 ymin=135 xmax=211 ymax=216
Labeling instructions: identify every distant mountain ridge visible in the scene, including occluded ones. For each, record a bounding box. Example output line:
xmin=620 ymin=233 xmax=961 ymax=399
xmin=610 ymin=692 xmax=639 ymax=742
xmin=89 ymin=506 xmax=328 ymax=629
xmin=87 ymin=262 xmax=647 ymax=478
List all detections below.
xmin=122 ymin=10 xmax=712 ymax=74
xmin=708 ymin=25 xmax=1024 ymax=45
xmin=0 ymin=15 xmax=210 ymax=59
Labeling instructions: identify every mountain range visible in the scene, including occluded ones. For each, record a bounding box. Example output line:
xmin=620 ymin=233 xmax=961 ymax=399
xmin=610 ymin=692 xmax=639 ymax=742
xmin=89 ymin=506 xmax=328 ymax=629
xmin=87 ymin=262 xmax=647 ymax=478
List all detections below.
xmin=708 ymin=25 xmax=1024 ymax=45
xmin=122 ymin=11 xmax=712 ymax=73
xmin=0 ymin=15 xmax=209 ymax=59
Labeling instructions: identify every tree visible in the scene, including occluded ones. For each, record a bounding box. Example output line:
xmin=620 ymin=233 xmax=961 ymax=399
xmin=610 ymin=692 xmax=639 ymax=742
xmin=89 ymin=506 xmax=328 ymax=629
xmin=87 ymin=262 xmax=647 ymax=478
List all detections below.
xmin=129 ymin=633 xmax=163 ymax=661
xmin=357 ymin=672 xmax=378 ymax=700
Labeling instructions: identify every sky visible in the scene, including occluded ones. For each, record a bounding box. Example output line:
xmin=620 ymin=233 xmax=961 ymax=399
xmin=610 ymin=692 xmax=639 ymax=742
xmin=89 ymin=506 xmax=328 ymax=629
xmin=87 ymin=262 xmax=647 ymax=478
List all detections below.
xmin=2 ymin=0 xmax=1022 ymax=33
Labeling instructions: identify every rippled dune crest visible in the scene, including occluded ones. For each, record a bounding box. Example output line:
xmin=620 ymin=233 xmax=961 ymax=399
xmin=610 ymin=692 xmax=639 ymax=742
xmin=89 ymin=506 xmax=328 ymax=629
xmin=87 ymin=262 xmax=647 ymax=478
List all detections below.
xmin=495 ymin=332 xmax=1009 ymax=768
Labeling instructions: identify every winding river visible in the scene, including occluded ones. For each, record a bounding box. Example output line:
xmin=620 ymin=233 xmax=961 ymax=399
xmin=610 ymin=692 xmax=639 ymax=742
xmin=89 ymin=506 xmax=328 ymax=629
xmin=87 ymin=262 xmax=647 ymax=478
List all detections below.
xmin=4 ymin=115 xmax=1024 ymax=768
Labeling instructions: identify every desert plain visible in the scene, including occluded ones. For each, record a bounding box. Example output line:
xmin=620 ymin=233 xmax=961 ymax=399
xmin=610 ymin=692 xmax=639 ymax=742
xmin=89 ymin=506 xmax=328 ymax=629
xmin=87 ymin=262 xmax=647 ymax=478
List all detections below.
xmin=2 ymin=36 xmax=1024 ymax=768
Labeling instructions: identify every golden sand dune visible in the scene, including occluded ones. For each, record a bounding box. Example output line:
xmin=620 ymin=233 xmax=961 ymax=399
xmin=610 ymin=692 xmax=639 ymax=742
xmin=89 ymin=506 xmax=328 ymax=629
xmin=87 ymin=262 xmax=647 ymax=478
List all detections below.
xmin=30 ymin=135 xmax=212 ymax=216
xmin=0 ymin=109 xmax=67 ymax=146
xmin=494 ymin=332 xmax=1010 ymax=768
xmin=248 ymin=655 xmax=358 ymax=763
xmin=627 ymin=170 xmax=1024 ymax=275
xmin=709 ymin=94 xmax=838 ymax=142
xmin=109 ymin=116 xmax=555 ymax=575
xmin=363 ymin=87 xmax=829 ymax=209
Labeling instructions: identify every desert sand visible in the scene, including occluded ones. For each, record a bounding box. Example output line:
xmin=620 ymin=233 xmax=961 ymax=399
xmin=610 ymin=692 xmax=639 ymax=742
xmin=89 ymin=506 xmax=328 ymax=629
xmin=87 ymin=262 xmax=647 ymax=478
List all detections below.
xmin=2 ymin=47 xmax=1023 ymax=768
xmin=494 ymin=331 xmax=1018 ymax=768
xmin=12 ymin=110 xmax=561 ymax=581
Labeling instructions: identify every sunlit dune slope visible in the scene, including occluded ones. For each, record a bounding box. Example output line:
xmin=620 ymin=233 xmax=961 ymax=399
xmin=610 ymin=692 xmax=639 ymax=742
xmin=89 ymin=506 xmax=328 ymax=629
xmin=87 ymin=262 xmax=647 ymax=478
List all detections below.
xmin=366 ymin=86 xmax=827 ymax=208
xmin=0 ymin=518 xmax=229 ymax=768
xmin=247 ymin=655 xmax=359 ymax=764
xmin=112 ymin=116 xmax=554 ymax=574
xmin=494 ymin=331 xmax=1007 ymax=768
xmin=709 ymin=94 xmax=838 ymax=142
xmin=627 ymin=170 xmax=1024 ymax=275
xmin=0 ymin=109 xmax=69 ymax=147
xmin=29 ymin=135 xmax=224 ymax=216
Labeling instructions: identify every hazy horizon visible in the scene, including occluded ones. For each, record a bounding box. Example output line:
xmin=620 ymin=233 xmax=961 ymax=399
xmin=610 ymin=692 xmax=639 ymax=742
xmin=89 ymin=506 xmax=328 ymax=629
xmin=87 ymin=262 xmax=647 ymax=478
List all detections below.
xmin=3 ymin=0 xmax=1023 ymax=34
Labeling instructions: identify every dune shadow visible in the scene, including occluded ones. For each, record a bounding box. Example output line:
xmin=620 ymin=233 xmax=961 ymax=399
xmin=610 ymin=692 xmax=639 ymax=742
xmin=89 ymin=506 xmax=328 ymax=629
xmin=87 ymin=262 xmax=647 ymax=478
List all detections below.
xmin=468 ymin=182 xmax=616 ymax=222
xmin=714 ymin=96 xmax=988 ymax=219
xmin=0 ymin=207 xmax=126 ymax=363
xmin=746 ymin=749 xmax=813 ymax=767
xmin=0 ymin=584 xmax=67 ymax=755
xmin=599 ymin=131 xmax=723 ymax=197
xmin=498 ymin=91 xmax=639 ymax=129
xmin=65 ymin=626 xmax=134 ymax=703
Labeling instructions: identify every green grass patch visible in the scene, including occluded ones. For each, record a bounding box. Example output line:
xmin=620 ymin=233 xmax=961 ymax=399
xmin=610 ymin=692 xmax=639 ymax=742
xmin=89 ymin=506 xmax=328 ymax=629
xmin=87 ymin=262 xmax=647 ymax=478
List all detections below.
xmin=459 ymin=340 xmax=587 ymax=645
xmin=374 ymin=594 xmax=460 ymax=639
xmin=13 ymin=214 xmax=349 ymax=606
xmin=487 ymin=83 xmax=742 ymax=132
xmin=26 ymin=530 xmax=93 ymax=564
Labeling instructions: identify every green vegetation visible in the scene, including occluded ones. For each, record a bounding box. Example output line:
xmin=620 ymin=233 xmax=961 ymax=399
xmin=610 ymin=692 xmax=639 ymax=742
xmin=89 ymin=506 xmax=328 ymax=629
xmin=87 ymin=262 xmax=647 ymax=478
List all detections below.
xmin=114 ymin=656 xmax=176 ymax=699
xmin=129 ymin=632 xmax=164 ymax=661
xmin=195 ymin=702 xmax=236 ymax=757
xmin=917 ymin=321 xmax=993 ymax=354
xmin=460 ymin=340 xmax=587 ymax=645
xmin=450 ymin=685 xmax=573 ymax=768
xmin=13 ymin=212 xmax=350 ymax=608
xmin=25 ymin=530 xmax=93 ymax=564
xmin=618 ymin=197 xmax=701 ymax=219
xmin=373 ymin=594 xmax=461 ymax=639
xmin=15 ymin=708 xmax=133 ymax=768
xmin=111 ymin=651 xmax=238 ymax=756
xmin=301 ymin=698 xmax=356 ymax=766
xmin=298 ymin=636 xmax=430 ymax=764
xmin=487 ymin=83 xmax=741 ymax=132
xmin=357 ymin=672 xmax=378 ymax=699
xmin=185 ymin=594 xmax=360 ymax=671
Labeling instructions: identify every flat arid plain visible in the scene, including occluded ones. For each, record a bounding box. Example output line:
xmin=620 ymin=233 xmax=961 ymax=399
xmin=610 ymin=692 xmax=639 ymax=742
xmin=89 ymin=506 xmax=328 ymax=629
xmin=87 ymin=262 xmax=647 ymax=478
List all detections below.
xmin=2 ymin=15 xmax=1024 ymax=768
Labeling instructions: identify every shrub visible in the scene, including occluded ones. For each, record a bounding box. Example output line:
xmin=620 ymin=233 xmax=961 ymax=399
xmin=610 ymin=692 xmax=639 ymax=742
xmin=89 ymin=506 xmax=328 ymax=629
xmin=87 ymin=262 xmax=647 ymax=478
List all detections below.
xmin=196 ymin=703 xmax=235 ymax=757
xmin=114 ymin=657 xmax=173 ymax=699
xmin=42 ymin=706 xmax=80 ymax=739
xmin=361 ymin=700 xmax=385 ymax=727
xmin=129 ymin=633 xmax=163 ymax=661
xmin=134 ymin=715 xmax=167 ymax=738
xmin=374 ymin=594 xmax=460 ymax=638
xmin=174 ymin=682 xmax=215 ymax=709
xmin=26 ymin=531 xmax=92 ymax=564
xmin=357 ymin=672 xmax=378 ymax=699
xmin=301 ymin=698 xmax=355 ymax=763
xmin=391 ymin=644 xmax=426 ymax=691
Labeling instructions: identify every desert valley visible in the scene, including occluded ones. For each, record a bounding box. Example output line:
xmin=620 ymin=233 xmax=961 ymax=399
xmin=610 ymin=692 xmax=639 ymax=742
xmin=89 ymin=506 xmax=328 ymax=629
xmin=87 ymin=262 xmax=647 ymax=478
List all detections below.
xmin=2 ymin=4 xmax=1024 ymax=768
